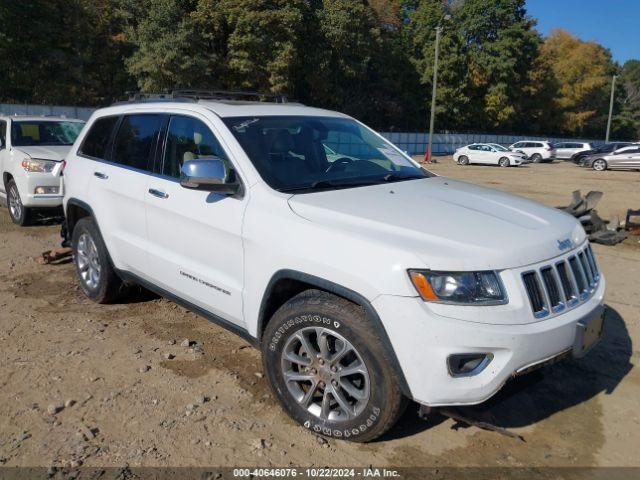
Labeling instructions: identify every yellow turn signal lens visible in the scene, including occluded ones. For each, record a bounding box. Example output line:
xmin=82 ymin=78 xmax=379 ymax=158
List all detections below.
xmin=409 ymin=271 xmax=439 ymax=301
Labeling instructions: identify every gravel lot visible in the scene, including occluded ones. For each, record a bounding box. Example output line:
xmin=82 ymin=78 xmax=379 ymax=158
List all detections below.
xmin=0 ymin=159 xmax=638 ymax=469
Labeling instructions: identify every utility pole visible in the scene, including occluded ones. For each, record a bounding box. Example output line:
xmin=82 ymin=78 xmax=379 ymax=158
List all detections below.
xmin=605 ymin=75 xmax=617 ymax=143
xmin=426 ymin=25 xmax=442 ymax=164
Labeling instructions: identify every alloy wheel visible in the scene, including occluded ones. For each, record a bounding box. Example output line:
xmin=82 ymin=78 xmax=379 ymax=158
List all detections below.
xmin=281 ymin=327 xmax=370 ymax=422
xmin=593 ymin=160 xmax=606 ymax=171
xmin=8 ymin=184 xmax=22 ymax=220
xmin=76 ymin=232 xmax=101 ymax=289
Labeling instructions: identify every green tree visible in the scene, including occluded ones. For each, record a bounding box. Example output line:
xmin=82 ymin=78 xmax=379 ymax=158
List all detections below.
xmin=541 ymin=29 xmax=617 ymax=136
xmin=613 ymin=60 xmax=640 ymax=139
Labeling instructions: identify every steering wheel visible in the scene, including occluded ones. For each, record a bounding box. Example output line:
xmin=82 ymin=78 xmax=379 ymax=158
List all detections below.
xmin=326 ymin=157 xmax=354 ymax=173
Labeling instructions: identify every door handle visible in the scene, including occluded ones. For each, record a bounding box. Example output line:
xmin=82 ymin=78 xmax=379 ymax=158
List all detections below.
xmin=94 ymin=172 xmax=108 ymax=180
xmin=148 ymin=188 xmax=169 ymax=199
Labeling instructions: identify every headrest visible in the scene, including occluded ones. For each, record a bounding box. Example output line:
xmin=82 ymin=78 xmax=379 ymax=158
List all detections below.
xmin=270 ymin=130 xmax=294 ymax=154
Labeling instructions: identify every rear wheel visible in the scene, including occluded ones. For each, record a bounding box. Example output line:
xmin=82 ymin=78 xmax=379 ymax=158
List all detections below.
xmin=72 ymin=217 xmax=124 ymax=303
xmin=7 ymin=179 xmax=30 ymax=226
xmin=592 ymin=159 xmax=607 ymax=171
xmin=262 ymin=290 xmax=406 ymax=442
xmin=498 ymin=157 xmax=510 ymax=167
xmin=458 ymin=155 xmax=469 ymax=166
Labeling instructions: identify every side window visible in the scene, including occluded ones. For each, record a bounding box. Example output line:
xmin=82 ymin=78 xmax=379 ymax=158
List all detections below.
xmin=468 ymin=145 xmax=479 ymax=151
xmin=79 ymin=116 xmax=119 ymax=160
xmin=162 ymin=116 xmax=232 ymax=179
xmin=0 ymin=121 xmax=6 ymax=148
xmin=512 ymin=142 xmax=523 ymax=149
xmin=112 ymin=114 xmax=164 ymax=171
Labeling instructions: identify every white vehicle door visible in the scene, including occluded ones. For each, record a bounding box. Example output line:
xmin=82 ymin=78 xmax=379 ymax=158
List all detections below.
xmin=144 ymin=113 xmax=246 ymax=326
xmin=554 ymin=142 xmax=569 ymax=159
xmin=0 ymin=119 xmax=8 ymax=198
xmin=83 ymin=113 xmax=162 ymax=276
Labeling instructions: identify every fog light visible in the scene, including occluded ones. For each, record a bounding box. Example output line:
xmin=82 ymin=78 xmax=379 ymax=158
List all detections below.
xmin=447 ymin=353 xmax=493 ymax=377
xmin=34 ymin=186 xmax=59 ymax=195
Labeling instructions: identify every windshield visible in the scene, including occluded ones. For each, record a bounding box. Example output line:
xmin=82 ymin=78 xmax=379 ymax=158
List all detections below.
xmin=223 ymin=116 xmax=428 ymax=192
xmin=489 ymin=144 xmax=509 ymax=152
xmin=10 ymin=121 xmax=85 ymax=147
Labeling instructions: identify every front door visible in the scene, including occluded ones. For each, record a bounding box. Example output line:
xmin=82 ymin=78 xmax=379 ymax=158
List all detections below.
xmin=145 ymin=113 xmax=246 ymax=326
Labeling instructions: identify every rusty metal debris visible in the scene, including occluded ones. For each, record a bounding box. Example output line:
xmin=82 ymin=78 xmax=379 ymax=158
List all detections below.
xmin=558 ymin=190 xmax=628 ymax=246
xmin=36 ymin=247 xmax=72 ymax=265
xmin=418 ymin=405 xmax=525 ymax=442
xmin=626 ymin=209 xmax=640 ymax=234
xmin=437 ymin=407 xmax=526 ymax=442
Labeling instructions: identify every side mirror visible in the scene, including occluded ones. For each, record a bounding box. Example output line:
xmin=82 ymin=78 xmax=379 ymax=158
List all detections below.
xmin=179 ymin=158 xmax=240 ymax=195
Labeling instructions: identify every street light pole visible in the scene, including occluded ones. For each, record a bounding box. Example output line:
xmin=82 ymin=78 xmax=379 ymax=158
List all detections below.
xmin=605 ymin=74 xmax=617 ymax=143
xmin=426 ymin=25 xmax=442 ymax=164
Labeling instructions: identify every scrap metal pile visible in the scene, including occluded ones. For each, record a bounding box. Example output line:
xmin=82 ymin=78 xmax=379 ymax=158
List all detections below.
xmin=558 ymin=190 xmax=631 ymax=246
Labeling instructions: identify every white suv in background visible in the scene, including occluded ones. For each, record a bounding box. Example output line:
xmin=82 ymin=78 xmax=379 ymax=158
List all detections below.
xmin=62 ymin=94 xmax=605 ymax=442
xmin=0 ymin=115 xmax=85 ymax=225
xmin=509 ymin=140 xmax=556 ymax=163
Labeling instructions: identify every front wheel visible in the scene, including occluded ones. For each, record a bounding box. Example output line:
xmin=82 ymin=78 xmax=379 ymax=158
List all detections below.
xmin=498 ymin=157 xmax=510 ymax=167
xmin=592 ymin=159 xmax=607 ymax=171
xmin=262 ymin=290 xmax=406 ymax=442
xmin=530 ymin=153 xmax=542 ymax=163
xmin=7 ymin=179 xmax=30 ymax=226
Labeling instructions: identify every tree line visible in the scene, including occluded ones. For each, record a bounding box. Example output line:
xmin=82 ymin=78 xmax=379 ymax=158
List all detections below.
xmin=1 ymin=0 xmax=638 ymax=139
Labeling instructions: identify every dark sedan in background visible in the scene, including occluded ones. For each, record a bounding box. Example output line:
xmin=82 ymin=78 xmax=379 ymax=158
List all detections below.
xmin=571 ymin=142 xmax=634 ymax=165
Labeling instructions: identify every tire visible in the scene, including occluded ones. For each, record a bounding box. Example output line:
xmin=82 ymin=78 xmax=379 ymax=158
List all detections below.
xmin=530 ymin=153 xmax=542 ymax=163
xmin=458 ymin=155 xmax=469 ymax=166
xmin=6 ymin=179 xmax=30 ymax=226
xmin=262 ymin=290 xmax=407 ymax=442
xmin=498 ymin=157 xmax=510 ymax=167
xmin=71 ymin=216 xmax=124 ymax=303
xmin=592 ymin=159 xmax=607 ymax=171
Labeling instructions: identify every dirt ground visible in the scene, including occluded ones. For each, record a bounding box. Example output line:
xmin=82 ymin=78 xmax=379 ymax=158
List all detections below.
xmin=0 ymin=159 xmax=638 ymax=470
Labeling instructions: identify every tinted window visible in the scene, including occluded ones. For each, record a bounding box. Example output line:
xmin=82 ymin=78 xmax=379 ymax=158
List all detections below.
xmin=162 ymin=116 xmax=232 ymax=179
xmin=112 ymin=114 xmax=164 ymax=171
xmin=555 ymin=143 xmax=566 ymax=148
xmin=11 ymin=121 xmax=84 ymax=147
xmin=530 ymin=143 xmax=543 ymax=148
xmin=79 ymin=116 xmax=119 ymax=159
xmin=0 ymin=121 xmax=6 ymax=147
xmin=468 ymin=145 xmax=480 ymax=150
xmin=512 ymin=143 xmax=523 ymax=148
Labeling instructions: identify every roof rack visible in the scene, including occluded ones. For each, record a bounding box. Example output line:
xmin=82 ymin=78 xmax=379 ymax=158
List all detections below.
xmin=113 ymin=89 xmax=289 ymax=105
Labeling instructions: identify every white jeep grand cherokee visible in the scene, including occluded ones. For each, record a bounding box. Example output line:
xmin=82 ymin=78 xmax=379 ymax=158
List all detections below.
xmin=62 ymin=96 xmax=605 ymax=442
xmin=0 ymin=115 xmax=85 ymax=225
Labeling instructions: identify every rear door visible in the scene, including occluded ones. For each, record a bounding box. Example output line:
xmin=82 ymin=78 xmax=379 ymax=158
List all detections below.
xmin=554 ymin=142 xmax=569 ymax=158
xmin=144 ymin=112 xmax=247 ymax=326
xmin=613 ymin=147 xmax=640 ymax=169
xmin=84 ymin=113 xmax=164 ymax=276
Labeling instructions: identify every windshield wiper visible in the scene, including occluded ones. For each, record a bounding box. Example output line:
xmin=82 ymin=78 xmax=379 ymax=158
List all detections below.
xmin=381 ymin=173 xmax=426 ymax=182
xmin=278 ymin=179 xmax=381 ymax=193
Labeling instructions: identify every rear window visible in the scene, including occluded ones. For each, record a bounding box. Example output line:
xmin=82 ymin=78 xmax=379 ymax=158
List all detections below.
xmin=79 ymin=116 xmax=119 ymax=160
xmin=112 ymin=114 xmax=164 ymax=171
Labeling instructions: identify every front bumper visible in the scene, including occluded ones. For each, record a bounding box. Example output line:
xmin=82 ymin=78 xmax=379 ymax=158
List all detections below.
xmin=13 ymin=169 xmax=64 ymax=208
xmin=372 ymin=277 xmax=605 ymax=406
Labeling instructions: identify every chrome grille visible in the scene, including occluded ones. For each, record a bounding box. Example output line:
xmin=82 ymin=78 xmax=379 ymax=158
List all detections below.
xmin=522 ymin=244 xmax=600 ymax=318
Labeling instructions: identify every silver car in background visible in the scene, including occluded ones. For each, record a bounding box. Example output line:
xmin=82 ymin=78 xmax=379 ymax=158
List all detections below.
xmin=554 ymin=141 xmax=592 ymax=160
xmin=583 ymin=145 xmax=640 ymax=171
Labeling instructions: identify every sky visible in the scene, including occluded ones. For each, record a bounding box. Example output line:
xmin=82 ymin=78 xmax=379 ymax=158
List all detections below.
xmin=526 ymin=0 xmax=640 ymax=64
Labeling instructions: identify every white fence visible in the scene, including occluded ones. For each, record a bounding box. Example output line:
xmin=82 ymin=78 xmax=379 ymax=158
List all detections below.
xmin=1 ymin=102 xmax=609 ymax=154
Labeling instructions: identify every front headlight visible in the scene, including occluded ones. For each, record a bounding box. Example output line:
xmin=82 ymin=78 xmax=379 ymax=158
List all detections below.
xmin=409 ymin=270 xmax=507 ymax=305
xmin=21 ymin=158 xmax=57 ymax=173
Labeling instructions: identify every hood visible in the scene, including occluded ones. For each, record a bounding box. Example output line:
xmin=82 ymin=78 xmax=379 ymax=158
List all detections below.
xmin=15 ymin=145 xmax=71 ymax=162
xmin=288 ymin=177 xmax=585 ymax=271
